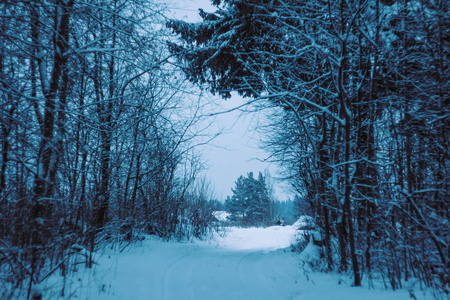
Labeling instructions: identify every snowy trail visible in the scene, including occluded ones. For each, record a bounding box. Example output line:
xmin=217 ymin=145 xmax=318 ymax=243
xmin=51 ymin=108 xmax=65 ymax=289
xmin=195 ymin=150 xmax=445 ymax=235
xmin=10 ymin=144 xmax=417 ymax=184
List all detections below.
xmin=75 ymin=226 xmax=417 ymax=300
xmin=160 ymin=249 xmax=300 ymax=300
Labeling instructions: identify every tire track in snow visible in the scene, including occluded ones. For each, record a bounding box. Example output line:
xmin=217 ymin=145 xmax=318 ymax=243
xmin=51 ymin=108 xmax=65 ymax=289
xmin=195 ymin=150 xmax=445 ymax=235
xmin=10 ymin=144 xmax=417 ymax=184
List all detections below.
xmin=237 ymin=251 xmax=285 ymax=300
xmin=162 ymin=253 xmax=196 ymax=300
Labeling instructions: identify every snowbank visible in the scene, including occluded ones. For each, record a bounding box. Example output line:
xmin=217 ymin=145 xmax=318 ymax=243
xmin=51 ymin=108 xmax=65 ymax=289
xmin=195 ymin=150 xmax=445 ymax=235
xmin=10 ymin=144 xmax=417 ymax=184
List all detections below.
xmin=292 ymin=215 xmax=316 ymax=230
xmin=212 ymin=211 xmax=231 ymax=222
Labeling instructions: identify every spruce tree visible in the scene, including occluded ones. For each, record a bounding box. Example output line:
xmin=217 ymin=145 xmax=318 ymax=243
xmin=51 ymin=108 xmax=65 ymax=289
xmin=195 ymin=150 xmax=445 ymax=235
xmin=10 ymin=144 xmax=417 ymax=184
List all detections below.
xmin=226 ymin=172 xmax=271 ymax=226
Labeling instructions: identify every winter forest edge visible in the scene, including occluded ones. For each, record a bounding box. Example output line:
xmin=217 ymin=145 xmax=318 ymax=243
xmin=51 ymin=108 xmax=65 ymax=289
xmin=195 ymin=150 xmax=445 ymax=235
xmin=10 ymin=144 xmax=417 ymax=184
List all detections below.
xmin=0 ymin=0 xmax=448 ymax=299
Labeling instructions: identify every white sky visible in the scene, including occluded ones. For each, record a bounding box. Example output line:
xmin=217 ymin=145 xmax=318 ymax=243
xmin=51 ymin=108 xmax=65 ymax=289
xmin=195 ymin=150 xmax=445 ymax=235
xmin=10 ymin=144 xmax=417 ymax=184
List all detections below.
xmin=167 ymin=0 xmax=294 ymax=201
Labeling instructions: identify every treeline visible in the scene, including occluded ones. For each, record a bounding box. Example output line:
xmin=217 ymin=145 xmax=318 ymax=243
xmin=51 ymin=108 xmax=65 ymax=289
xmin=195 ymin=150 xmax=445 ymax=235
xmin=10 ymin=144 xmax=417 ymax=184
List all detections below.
xmin=0 ymin=1 xmax=216 ymax=298
xmin=167 ymin=0 xmax=449 ymax=293
xmin=224 ymin=171 xmax=297 ymax=226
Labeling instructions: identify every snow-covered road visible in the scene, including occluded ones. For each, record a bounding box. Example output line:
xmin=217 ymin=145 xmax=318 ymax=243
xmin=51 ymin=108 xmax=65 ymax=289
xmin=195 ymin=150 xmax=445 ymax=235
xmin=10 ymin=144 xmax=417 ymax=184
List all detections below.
xmin=159 ymin=247 xmax=301 ymax=299
xmin=74 ymin=226 xmax=420 ymax=300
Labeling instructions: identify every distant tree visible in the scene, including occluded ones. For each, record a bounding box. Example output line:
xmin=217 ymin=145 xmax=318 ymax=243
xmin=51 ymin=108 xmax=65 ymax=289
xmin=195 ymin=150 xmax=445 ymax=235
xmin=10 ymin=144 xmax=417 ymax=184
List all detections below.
xmin=226 ymin=172 xmax=270 ymax=226
xmin=293 ymin=195 xmax=314 ymax=218
xmin=209 ymin=199 xmax=223 ymax=211
xmin=228 ymin=177 xmax=243 ymax=221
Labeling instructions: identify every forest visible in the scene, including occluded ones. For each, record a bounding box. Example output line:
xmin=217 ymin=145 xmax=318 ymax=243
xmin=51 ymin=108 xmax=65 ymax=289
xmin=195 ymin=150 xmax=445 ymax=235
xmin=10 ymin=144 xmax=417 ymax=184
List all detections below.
xmin=167 ymin=0 xmax=449 ymax=292
xmin=0 ymin=0 xmax=448 ymax=298
xmin=0 ymin=1 xmax=220 ymax=297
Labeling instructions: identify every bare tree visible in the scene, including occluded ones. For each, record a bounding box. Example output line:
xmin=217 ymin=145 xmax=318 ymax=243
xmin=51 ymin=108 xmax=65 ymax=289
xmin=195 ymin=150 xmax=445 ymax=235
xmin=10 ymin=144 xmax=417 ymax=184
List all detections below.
xmin=0 ymin=0 xmax=219 ymax=297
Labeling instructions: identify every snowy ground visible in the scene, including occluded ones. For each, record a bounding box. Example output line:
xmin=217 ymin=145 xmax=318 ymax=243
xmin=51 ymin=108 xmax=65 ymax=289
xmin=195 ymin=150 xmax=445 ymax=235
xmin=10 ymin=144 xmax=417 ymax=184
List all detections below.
xmin=42 ymin=225 xmax=433 ymax=299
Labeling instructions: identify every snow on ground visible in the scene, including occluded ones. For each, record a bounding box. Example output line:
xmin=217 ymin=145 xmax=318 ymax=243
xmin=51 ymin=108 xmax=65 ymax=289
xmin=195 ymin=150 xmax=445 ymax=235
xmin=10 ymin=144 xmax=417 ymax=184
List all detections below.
xmin=212 ymin=211 xmax=231 ymax=222
xmin=43 ymin=225 xmax=433 ymax=300
xmin=215 ymin=225 xmax=297 ymax=251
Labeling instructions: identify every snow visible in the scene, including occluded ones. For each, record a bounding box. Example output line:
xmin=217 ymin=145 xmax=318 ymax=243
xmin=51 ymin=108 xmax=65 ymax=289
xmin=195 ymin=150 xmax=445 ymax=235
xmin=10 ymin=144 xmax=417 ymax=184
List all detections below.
xmin=292 ymin=215 xmax=315 ymax=229
xmin=213 ymin=210 xmax=231 ymax=222
xmin=40 ymin=224 xmax=433 ymax=299
xmin=215 ymin=225 xmax=297 ymax=252
xmin=298 ymin=236 xmax=321 ymax=266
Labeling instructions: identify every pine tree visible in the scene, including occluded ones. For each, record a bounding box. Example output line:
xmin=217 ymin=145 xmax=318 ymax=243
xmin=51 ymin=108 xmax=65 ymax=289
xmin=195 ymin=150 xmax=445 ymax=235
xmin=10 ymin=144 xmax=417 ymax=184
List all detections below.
xmin=226 ymin=172 xmax=271 ymax=226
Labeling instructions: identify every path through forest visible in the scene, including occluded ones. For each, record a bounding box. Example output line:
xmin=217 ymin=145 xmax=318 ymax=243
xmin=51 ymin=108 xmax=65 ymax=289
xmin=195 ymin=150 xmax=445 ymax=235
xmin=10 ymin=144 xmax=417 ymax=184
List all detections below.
xmin=71 ymin=226 xmax=421 ymax=300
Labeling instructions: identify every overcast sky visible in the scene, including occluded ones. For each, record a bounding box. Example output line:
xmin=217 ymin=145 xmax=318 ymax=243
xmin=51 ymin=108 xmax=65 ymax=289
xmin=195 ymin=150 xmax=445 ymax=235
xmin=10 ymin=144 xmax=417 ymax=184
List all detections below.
xmin=167 ymin=0 xmax=294 ymax=201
